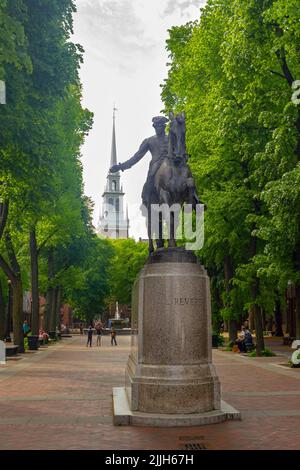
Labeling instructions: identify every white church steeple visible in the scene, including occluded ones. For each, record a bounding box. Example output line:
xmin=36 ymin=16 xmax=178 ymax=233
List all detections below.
xmin=98 ymin=108 xmax=130 ymax=239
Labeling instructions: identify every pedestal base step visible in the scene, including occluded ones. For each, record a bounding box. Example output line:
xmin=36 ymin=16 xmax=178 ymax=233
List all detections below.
xmin=113 ymin=388 xmax=241 ymax=427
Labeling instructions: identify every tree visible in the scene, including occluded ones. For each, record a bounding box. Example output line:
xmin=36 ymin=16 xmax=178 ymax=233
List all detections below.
xmin=108 ymin=239 xmax=148 ymax=306
xmin=0 ymin=0 xmax=92 ymax=350
xmin=161 ymin=0 xmax=300 ymax=352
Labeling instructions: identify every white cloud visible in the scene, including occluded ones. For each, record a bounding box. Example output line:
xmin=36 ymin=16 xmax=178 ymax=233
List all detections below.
xmin=75 ymin=0 xmax=157 ymax=74
xmin=163 ymin=0 xmax=205 ymax=17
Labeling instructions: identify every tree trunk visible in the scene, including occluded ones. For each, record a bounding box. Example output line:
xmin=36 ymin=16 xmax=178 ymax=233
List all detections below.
xmin=30 ymin=228 xmax=39 ymax=336
xmin=0 ymin=201 xmax=9 ymax=340
xmin=56 ymin=286 xmax=62 ymax=331
xmin=50 ymin=286 xmax=58 ymax=332
xmin=0 ymin=281 xmax=5 ymax=340
xmin=44 ymin=249 xmax=54 ymax=333
xmin=5 ymin=281 xmax=12 ymax=339
xmin=44 ymin=288 xmax=53 ymax=333
xmin=0 ymin=233 xmax=24 ymax=353
xmin=274 ymin=295 xmax=283 ymax=337
xmin=251 ymin=280 xmax=265 ymax=356
xmin=266 ymin=316 xmax=273 ymax=332
xmin=229 ymin=319 xmax=238 ymax=343
xmin=248 ymin=308 xmax=255 ymax=331
xmin=287 ymin=297 xmax=296 ymax=337
xmin=224 ymin=255 xmax=238 ymax=342
xmin=253 ymin=304 xmax=265 ymax=356
xmin=295 ymin=284 xmax=300 ymax=340
xmin=261 ymin=309 xmax=266 ymax=332
xmin=12 ymin=278 xmax=24 ymax=353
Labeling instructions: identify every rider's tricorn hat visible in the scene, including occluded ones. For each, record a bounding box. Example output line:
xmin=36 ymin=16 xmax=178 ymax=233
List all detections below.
xmin=152 ymin=116 xmax=169 ymax=126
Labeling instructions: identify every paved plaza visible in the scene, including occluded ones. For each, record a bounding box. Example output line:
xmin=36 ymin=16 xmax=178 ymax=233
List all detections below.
xmin=0 ymin=335 xmax=299 ymax=450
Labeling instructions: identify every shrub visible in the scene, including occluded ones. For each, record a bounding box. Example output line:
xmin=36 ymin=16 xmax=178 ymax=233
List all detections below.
xmin=225 ymin=340 xmax=235 ymax=351
xmin=248 ymin=348 xmax=276 ymax=357
xmin=212 ymin=332 xmax=225 ymax=346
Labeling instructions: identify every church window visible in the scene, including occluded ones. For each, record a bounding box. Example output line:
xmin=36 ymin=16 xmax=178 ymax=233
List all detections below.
xmin=108 ymin=198 xmax=114 ymax=208
xmin=112 ymin=180 xmax=117 ymax=191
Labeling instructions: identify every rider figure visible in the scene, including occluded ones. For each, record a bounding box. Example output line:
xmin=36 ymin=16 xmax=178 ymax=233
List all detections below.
xmin=110 ymin=116 xmax=169 ymax=207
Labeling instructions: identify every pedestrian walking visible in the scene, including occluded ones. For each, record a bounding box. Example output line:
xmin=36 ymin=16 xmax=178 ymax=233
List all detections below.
xmin=23 ymin=320 xmax=31 ymax=338
xmin=96 ymin=323 xmax=103 ymax=347
xmin=86 ymin=325 xmax=93 ymax=348
xmin=111 ymin=327 xmax=117 ymax=346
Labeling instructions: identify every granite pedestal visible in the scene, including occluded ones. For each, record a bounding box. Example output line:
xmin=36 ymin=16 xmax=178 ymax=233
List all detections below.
xmin=113 ymin=248 xmax=240 ymax=426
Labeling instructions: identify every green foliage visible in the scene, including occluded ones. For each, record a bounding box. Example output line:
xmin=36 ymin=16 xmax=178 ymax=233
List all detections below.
xmin=63 ymin=237 xmax=114 ymax=322
xmin=248 ymin=348 xmax=276 ymax=357
xmin=225 ymin=341 xmax=235 ymax=352
xmin=161 ymin=0 xmax=300 ymax=339
xmin=0 ymin=1 xmax=96 ymax=340
xmin=212 ymin=332 xmax=225 ymax=347
xmin=107 ymin=239 xmax=148 ymax=306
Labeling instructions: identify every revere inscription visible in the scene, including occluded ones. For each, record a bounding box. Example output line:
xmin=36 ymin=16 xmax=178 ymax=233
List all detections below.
xmin=166 ymin=297 xmax=203 ymax=306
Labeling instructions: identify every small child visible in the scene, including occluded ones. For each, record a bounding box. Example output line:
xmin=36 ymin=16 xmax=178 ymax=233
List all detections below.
xmin=111 ymin=327 xmax=117 ymax=346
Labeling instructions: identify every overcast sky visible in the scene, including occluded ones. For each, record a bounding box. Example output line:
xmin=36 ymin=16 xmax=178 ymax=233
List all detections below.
xmin=72 ymin=0 xmax=206 ymax=238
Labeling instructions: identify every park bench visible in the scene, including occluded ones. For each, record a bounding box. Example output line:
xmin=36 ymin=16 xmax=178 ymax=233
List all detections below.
xmin=39 ymin=338 xmax=49 ymax=347
xmin=83 ymin=328 xmax=96 ymax=335
xmin=283 ymin=335 xmax=296 ymax=346
xmin=5 ymin=345 xmax=19 ymax=357
xmin=61 ymin=334 xmax=72 ymax=339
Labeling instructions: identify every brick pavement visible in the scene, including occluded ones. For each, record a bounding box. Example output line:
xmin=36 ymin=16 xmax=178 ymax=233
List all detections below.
xmin=0 ymin=335 xmax=299 ymax=450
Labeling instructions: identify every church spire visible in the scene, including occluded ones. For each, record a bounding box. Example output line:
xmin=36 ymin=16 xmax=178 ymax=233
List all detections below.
xmin=110 ymin=106 xmax=118 ymax=169
xmin=98 ymin=106 xmax=129 ymax=239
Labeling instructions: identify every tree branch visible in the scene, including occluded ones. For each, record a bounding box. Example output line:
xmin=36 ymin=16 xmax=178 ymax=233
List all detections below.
xmin=5 ymin=232 xmax=21 ymax=277
xmin=37 ymin=230 xmax=57 ymax=255
xmin=275 ymin=49 xmax=294 ymax=86
xmin=269 ymin=69 xmax=286 ymax=80
xmin=0 ymin=201 xmax=9 ymax=240
xmin=0 ymin=254 xmax=16 ymax=283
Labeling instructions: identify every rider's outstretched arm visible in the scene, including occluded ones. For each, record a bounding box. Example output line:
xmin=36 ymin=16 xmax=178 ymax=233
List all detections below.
xmin=111 ymin=140 xmax=149 ymax=172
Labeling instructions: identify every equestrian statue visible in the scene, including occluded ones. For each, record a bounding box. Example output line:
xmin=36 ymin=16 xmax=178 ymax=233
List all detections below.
xmin=110 ymin=112 xmax=199 ymax=253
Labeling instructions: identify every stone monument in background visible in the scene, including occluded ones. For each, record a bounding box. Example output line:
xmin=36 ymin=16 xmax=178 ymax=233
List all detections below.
xmin=111 ymin=113 xmax=240 ymax=426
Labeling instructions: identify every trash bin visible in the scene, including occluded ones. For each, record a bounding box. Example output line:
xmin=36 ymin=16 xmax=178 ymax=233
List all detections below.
xmin=28 ymin=335 xmax=39 ymax=351
xmin=212 ymin=334 xmax=219 ymax=348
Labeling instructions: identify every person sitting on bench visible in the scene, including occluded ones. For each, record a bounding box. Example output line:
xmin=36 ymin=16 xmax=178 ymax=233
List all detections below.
xmin=244 ymin=327 xmax=254 ymax=352
xmin=236 ymin=327 xmax=247 ymax=352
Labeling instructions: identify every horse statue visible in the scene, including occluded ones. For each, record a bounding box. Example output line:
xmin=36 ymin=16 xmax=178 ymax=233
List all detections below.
xmin=147 ymin=112 xmax=199 ymax=253
xmin=110 ymin=112 xmax=199 ymax=254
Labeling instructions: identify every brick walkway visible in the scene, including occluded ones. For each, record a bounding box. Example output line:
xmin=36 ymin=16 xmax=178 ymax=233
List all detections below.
xmin=0 ymin=335 xmax=299 ymax=450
